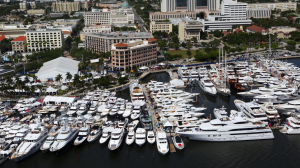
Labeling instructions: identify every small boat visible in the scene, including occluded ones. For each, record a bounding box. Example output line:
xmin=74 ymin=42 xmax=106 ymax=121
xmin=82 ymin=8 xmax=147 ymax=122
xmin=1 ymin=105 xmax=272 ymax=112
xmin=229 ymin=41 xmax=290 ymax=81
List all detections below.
xmin=172 ymin=136 xmax=184 ymax=151
xmin=125 ymin=129 xmax=135 ymax=145
xmin=229 ymin=79 xmax=245 ymax=91
xmin=135 ymin=128 xmax=146 ymax=146
xmin=147 ymin=131 xmax=155 ymax=144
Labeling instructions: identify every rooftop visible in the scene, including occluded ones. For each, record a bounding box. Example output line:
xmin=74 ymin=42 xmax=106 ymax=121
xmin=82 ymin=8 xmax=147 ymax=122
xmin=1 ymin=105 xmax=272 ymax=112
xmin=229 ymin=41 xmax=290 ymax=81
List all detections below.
xmin=12 ymin=36 xmax=26 ymax=42
xmin=246 ymin=25 xmax=269 ymax=33
xmin=0 ymin=35 xmax=5 ymax=42
xmin=114 ymin=42 xmax=128 ymax=47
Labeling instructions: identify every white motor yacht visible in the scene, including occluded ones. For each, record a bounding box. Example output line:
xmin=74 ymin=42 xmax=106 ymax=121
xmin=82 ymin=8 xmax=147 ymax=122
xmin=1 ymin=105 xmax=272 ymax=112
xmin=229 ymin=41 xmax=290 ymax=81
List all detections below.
xmin=234 ymin=100 xmax=268 ymax=123
xmin=76 ymin=103 xmax=88 ymax=115
xmin=131 ymin=106 xmax=141 ymax=120
xmin=74 ymin=126 xmax=90 ymax=146
xmin=99 ymin=127 xmax=113 ymax=144
xmin=109 ymin=106 xmax=119 ymax=116
xmin=130 ymin=81 xmax=145 ymax=103
xmin=40 ymin=126 xmax=59 ymax=153
xmin=156 ymin=131 xmax=169 ymax=155
xmin=125 ymin=129 xmax=135 ymax=145
xmin=177 ymin=110 xmax=274 ymax=141
xmin=87 ymin=104 xmax=98 ymax=115
xmin=117 ymin=105 xmax=126 ymax=115
xmin=108 ymin=128 xmax=124 ymax=151
xmin=87 ymin=125 xmax=102 ymax=142
xmin=66 ymin=103 xmax=79 ymax=116
xmin=213 ymin=106 xmax=228 ymax=119
xmin=198 ymin=77 xmax=217 ymax=96
xmin=254 ymin=94 xmax=277 ymax=101
xmin=101 ymin=106 xmax=111 ymax=117
xmin=49 ymin=123 xmax=79 ymax=154
xmin=11 ymin=123 xmax=48 ymax=161
xmin=147 ymin=131 xmax=155 ymax=144
xmin=135 ymin=128 xmax=146 ymax=146
xmin=281 ymin=113 xmax=300 ymax=134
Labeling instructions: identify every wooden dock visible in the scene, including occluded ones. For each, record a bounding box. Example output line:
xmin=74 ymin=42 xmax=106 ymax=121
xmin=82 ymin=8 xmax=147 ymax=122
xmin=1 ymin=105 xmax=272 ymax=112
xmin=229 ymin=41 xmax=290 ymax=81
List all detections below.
xmin=167 ymin=137 xmax=176 ymax=153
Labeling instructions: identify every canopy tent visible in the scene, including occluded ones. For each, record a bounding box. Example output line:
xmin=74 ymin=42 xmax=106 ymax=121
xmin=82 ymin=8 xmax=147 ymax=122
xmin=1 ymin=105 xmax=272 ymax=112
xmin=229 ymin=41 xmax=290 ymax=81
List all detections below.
xmin=46 ymin=87 xmax=57 ymax=92
xmin=158 ymin=63 xmax=165 ymax=66
xmin=133 ymin=100 xmax=145 ymax=106
xmin=61 ymin=85 xmax=68 ymax=90
xmin=170 ymin=79 xmax=184 ymax=88
xmin=36 ymin=57 xmax=79 ymax=82
xmin=164 ymin=121 xmax=173 ymax=127
xmin=139 ymin=66 xmax=149 ymax=70
xmin=43 ymin=96 xmax=77 ymax=105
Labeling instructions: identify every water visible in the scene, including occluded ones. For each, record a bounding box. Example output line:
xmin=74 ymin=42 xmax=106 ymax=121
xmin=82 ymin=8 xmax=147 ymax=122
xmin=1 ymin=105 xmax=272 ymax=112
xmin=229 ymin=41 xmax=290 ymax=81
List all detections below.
xmin=4 ymin=61 xmax=300 ymax=168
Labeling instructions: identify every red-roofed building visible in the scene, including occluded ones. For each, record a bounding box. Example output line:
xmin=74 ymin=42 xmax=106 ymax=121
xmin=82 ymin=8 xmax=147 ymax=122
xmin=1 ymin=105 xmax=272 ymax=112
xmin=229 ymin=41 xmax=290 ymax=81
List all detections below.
xmin=245 ymin=25 xmax=269 ymax=35
xmin=111 ymin=40 xmax=157 ymax=71
xmin=222 ymin=31 xmax=231 ymax=36
xmin=12 ymin=36 xmax=26 ymax=53
xmin=62 ymin=30 xmax=71 ymax=39
xmin=0 ymin=35 xmax=5 ymax=42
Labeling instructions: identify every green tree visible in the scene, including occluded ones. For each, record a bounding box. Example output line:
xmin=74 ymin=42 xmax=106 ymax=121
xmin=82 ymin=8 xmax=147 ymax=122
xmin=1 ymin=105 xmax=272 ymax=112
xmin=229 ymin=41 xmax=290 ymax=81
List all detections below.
xmin=191 ymin=37 xmax=198 ymax=43
xmin=186 ymin=50 xmax=192 ymax=58
xmin=157 ymin=40 xmax=167 ymax=48
xmin=174 ymin=43 xmax=180 ymax=50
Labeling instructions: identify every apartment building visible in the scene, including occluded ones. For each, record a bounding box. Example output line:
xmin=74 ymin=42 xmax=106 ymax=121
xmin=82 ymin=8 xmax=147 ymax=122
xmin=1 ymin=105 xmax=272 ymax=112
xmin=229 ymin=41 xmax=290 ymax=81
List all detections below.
xmin=12 ymin=36 xmax=26 ymax=53
xmin=52 ymin=2 xmax=88 ymax=12
xmin=84 ymin=8 xmax=111 ymax=25
xmin=26 ymin=28 xmax=63 ymax=52
xmin=111 ymin=39 xmax=157 ymax=71
xmin=85 ymin=31 xmax=153 ymax=52
xmin=248 ymin=1 xmax=297 ymax=11
xmin=27 ymin=9 xmax=46 ymax=16
xmin=150 ymin=22 xmax=173 ymax=33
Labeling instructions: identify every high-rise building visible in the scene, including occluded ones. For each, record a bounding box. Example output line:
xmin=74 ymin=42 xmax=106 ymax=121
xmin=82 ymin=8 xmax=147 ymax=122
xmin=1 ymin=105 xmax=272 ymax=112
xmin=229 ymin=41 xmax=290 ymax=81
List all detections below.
xmin=52 ymin=2 xmax=88 ymax=13
xmin=84 ymin=8 xmax=111 ymax=26
xmin=221 ymin=0 xmax=247 ymax=20
xmin=207 ymin=0 xmax=219 ymax=11
xmin=161 ymin=0 xmax=218 ymax=12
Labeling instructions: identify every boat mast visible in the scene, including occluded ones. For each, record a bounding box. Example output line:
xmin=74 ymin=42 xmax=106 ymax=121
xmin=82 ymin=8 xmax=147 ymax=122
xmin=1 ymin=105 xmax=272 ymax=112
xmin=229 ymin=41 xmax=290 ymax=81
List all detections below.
xmin=269 ymin=33 xmax=271 ymax=60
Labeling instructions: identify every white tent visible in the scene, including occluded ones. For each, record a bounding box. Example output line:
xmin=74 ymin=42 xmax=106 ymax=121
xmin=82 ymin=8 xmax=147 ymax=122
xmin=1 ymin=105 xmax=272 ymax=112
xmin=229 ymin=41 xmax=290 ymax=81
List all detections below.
xmin=43 ymin=96 xmax=77 ymax=105
xmin=46 ymin=87 xmax=58 ymax=93
xmin=139 ymin=66 xmax=149 ymax=70
xmin=36 ymin=57 xmax=79 ymax=82
xmin=61 ymin=85 xmax=68 ymax=90
xmin=170 ymin=79 xmax=184 ymax=88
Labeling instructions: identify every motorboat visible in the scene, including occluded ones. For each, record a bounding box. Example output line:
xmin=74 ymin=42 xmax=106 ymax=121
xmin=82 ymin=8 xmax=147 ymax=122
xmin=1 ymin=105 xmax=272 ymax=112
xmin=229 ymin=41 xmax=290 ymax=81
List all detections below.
xmin=66 ymin=103 xmax=79 ymax=116
xmin=87 ymin=125 xmax=102 ymax=142
xmin=131 ymin=106 xmax=141 ymax=120
xmin=177 ymin=110 xmax=274 ymax=141
xmin=109 ymin=105 xmax=119 ymax=116
xmin=117 ymin=105 xmax=125 ymax=115
xmin=253 ymin=94 xmax=277 ymax=101
xmin=172 ymin=136 xmax=184 ymax=150
xmin=76 ymin=103 xmax=88 ymax=115
xmin=234 ymin=100 xmax=268 ymax=123
xmin=49 ymin=122 xmax=79 ymax=154
xmin=74 ymin=126 xmax=90 ymax=146
xmin=12 ymin=127 xmax=30 ymax=144
xmin=130 ymin=80 xmax=145 ymax=102
xmin=198 ymin=77 xmax=217 ymax=96
xmin=101 ymin=106 xmax=111 ymax=117
xmin=125 ymin=129 xmax=135 ymax=145
xmin=281 ymin=113 xmax=300 ymax=134
xmin=156 ymin=131 xmax=169 ymax=155
xmin=87 ymin=104 xmax=98 ymax=115
xmin=135 ymin=128 xmax=146 ymax=146
xmin=127 ymin=120 xmax=139 ymax=131
xmin=147 ymin=131 xmax=155 ymax=144
xmin=213 ymin=106 xmax=228 ymax=119
xmin=40 ymin=126 xmax=59 ymax=153
xmin=11 ymin=123 xmax=48 ymax=161
xmin=99 ymin=127 xmax=113 ymax=144
xmin=108 ymin=128 xmax=124 ymax=150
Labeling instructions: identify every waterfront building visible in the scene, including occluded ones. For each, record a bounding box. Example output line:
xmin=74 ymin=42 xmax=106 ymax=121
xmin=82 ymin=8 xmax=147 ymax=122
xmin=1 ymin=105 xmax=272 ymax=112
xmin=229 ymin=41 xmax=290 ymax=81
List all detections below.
xmin=111 ymin=39 xmax=157 ymax=71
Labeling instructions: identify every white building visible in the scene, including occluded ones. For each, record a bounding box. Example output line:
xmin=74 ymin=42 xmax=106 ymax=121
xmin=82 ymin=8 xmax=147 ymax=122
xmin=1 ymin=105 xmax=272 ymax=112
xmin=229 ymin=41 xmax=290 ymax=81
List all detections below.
xmin=248 ymin=1 xmax=297 ymax=12
xmin=208 ymin=0 xmax=220 ymax=11
xmin=221 ymin=0 xmax=247 ymax=20
xmin=84 ymin=8 xmax=111 ymax=26
xmin=26 ymin=28 xmax=63 ymax=52
xmin=246 ymin=8 xmax=271 ymax=19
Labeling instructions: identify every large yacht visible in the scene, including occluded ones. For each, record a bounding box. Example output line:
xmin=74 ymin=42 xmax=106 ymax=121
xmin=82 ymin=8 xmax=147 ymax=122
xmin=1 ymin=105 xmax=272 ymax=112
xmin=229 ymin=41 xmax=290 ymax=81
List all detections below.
xmin=108 ymin=128 xmax=124 ymax=151
xmin=198 ymin=77 xmax=217 ymax=96
xmin=49 ymin=122 xmax=79 ymax=154
xmin=156 ymin=131 xmax=169 ymax=155
xmin=74 ymin=126 xmax=90 ymax=146
xmin=135 ymin=128 xmax=146 ymax=146
xmin=234 ymin=100 xmax=268 ymax=123
xmin=40 ymin=126 xmax=59 ymax=153
xmin=130 ymin=80 xmax=145 ymax=103
xmin=281 ymin=113 xmax=300 ymax=134
xmin=177 ymin=110 xmax=274 ymax=141
xmin=11 ymin=123 xmax=48 ymax=161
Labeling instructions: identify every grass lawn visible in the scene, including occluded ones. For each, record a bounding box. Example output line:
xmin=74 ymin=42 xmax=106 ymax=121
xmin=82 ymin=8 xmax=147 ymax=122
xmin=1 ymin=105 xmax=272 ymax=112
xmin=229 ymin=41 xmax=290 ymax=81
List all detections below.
xmin=283 ymin=39 xmax=300 ymax=44
xmin=166 ymin=50 xmax=204 ymax=58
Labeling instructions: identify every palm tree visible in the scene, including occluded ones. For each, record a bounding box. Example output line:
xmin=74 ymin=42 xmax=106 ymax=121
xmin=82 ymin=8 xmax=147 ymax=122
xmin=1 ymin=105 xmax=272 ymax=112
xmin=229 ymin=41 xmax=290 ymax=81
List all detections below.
xmin=32 ymin=74 xmax=37 ymax=82
xmin=55 ymin=74 xmax=63 ymax=87
xmin=66 ymin=72 xmax=72 ymax=85
xmin=24 ymin=75 xmax=30 ymax=84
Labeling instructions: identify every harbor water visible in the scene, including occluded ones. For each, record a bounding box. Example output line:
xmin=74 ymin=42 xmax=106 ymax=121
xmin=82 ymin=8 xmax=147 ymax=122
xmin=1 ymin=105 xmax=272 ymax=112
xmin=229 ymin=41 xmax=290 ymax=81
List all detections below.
xmin=3 ymin=59 xmax=300 ymax=168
